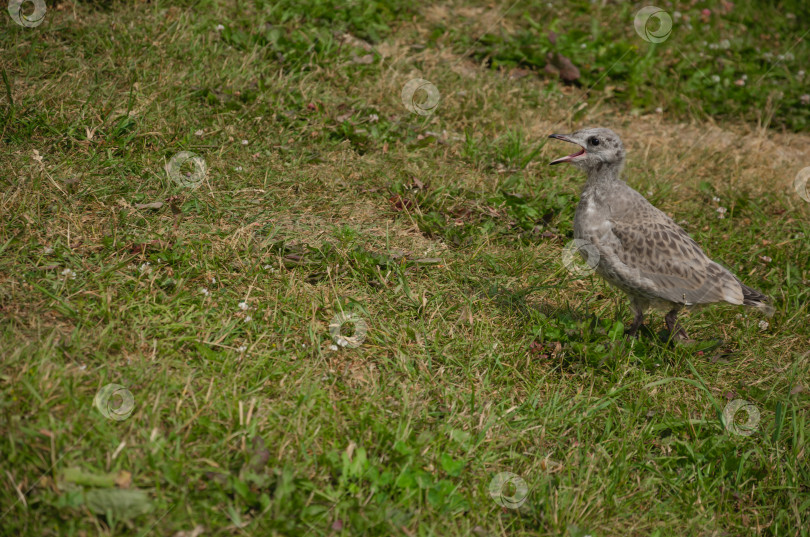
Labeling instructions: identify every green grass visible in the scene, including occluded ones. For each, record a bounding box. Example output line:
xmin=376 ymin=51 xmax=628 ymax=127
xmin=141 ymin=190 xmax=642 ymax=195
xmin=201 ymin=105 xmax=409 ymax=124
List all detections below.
xmin=1 ymin=1 xmax=809 ymax=535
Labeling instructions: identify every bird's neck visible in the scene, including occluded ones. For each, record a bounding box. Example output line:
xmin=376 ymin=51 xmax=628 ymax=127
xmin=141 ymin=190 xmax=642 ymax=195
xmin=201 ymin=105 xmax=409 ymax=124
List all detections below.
xmin=584 ymin=162 xmax=623 ymax=189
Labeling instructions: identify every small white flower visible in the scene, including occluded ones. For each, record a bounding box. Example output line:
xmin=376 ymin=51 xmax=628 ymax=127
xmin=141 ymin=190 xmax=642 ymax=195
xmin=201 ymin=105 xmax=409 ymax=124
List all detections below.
xmin=338 ymin=339 xmax=349 ymax=347
xmin=238 ymin=301 xmax=249 ymax=311
xmin=716 ymin=206 xmax=727 ymax=214
xmin=43 ymin=246 xmax=54 ymax=254
xmin=712 ymin=196 xmax=721 ymax=202
xmin=655 ymin=107 xmax=663 ymax=114
xmin=734 ymin=79 xmax=745 ymax=86
xmin=234 ymin=166 xmax=243 ymax=171
xmin=139 ymin=262 xmax=151 ymax=274
xmin=244 ymin=315 xmax=252 ymax=322
xmin=801 ymin=94 xmax=810 ymax=105
xmin=798 ymin=70 xmax=806 ymax=79
xmin=211 ymin=277 xmax=216 ymax=284
xmin=330 ymin=345 xmax=338 ymax=351
xmin=241 ymin=139 xmax=249 ymax=145
xmin=673 ymin=11 xmax=681 ymax=19
xmin=580 ymin=43 xmax=586 ymax=48
xmin=200 ymin=287 xmax=210 ymax=296
xmin=709 ymin=43 xmax=718 ymax=50
xmin=711 ymin=75 xmax=721 ymax=83
xmin=758 ymin=320 xmax=769 ymax=331
xmin=719 ymin=39 xmax=730 ymax=49
xmin=238 ymin=345 xmax=247 ymax=352
xmin=195 ymin=129 xmax=204 ymax=136
xmin=368 ymin=113 xmax=379 ymax=123
xmin=215 ymin=24 xmax=225 ymax=31
xmin=759 ymin=255 xmax=772 ymax=263
xmin=61 ymin=268 xmax=76 ymax=279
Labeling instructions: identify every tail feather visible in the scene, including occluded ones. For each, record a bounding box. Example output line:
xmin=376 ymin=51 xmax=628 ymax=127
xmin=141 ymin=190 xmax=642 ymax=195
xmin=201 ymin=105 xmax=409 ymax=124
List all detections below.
xmin=740 ymin=282 xmax=775 ymax=317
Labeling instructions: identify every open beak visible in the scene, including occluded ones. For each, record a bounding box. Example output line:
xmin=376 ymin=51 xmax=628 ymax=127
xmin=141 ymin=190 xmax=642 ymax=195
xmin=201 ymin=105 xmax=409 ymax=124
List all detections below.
xmin=548 ymin=134 xmax=585 ymax=165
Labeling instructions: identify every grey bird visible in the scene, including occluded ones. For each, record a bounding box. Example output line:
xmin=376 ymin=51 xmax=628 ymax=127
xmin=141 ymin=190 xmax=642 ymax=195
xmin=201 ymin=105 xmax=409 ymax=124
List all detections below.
xmin=548 ymin=127 xmax=774 ymax=341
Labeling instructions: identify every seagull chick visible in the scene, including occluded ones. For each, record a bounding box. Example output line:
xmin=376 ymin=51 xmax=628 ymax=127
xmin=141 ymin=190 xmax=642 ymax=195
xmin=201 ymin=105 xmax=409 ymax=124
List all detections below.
xmin=548 ymin=127 xmax=774 ymax=341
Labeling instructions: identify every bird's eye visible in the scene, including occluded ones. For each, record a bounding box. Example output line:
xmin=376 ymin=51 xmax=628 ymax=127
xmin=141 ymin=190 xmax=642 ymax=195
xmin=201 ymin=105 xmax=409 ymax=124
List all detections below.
xmin=589 ymin=137 xmax=600 ymax=146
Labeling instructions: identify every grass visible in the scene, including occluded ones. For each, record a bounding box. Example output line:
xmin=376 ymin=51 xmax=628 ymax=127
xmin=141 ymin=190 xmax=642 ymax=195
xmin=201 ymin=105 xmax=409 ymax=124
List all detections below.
xmin=1 ymin=0 xmax=809 ymax=535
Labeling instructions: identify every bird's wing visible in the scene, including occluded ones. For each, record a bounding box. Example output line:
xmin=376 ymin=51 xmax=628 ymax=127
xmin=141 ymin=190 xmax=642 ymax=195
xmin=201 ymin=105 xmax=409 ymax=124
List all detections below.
xmin=601 ymin=216 xmax=744 ymax=306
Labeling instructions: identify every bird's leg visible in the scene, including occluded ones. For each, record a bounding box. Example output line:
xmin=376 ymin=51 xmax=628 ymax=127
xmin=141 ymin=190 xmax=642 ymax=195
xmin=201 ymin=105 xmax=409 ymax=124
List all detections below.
xmin=664 ymin=309 xmax=691 ymax=342
xmin=625 ymin=308 xmax=645 ymax=338
xmin=625 ymin=298 xmax=646 ymax=338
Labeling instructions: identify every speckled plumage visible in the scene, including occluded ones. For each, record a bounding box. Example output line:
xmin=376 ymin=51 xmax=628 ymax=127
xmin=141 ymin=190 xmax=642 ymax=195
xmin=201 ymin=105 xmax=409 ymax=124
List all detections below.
xmin=549 ymin=127 xmax=773 ymax=340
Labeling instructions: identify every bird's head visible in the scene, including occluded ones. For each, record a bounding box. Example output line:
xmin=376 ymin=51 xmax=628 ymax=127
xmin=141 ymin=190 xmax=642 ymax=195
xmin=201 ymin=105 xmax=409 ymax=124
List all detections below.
xmin=548 ymin=127 xmax=625 ymax=173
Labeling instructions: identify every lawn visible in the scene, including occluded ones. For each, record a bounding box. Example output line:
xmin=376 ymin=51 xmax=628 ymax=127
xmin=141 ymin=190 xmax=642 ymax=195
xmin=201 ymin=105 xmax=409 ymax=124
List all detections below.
xmin=1 ymin=0 xmax=809 ymax=536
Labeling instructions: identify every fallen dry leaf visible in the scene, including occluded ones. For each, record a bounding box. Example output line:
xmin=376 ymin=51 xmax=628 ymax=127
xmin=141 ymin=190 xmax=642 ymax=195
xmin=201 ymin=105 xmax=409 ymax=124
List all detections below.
xmin=115 ymin=470 xmax=132 ymax=489
xmin=135 ymin=202 xmax=164 ymax=210
xmin=174 ymin=524 xmax=205 ymax=537
xmin=352 ymin=54 xmax=374 ymax=64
